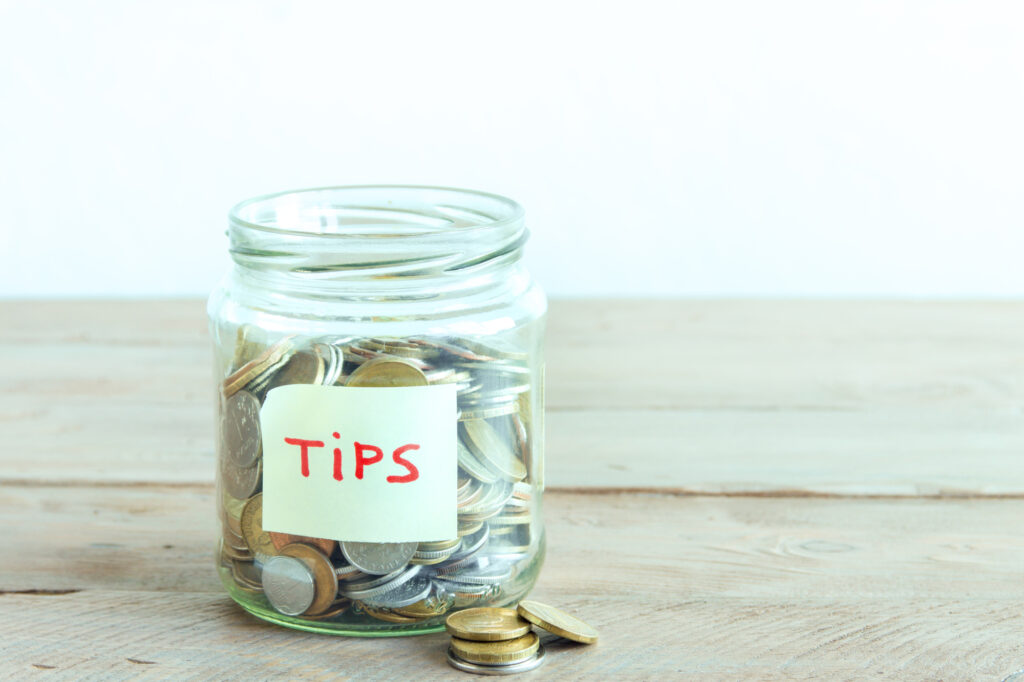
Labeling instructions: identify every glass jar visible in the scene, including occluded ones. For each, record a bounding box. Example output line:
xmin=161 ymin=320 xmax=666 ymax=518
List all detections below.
xmin=208 ymin=186 xmax=546 ymax=635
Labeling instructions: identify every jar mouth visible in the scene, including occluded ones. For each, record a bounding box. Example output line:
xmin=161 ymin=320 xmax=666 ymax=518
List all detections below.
xmin=229 ymin=185 xmax=524 ymax=239
xmin=226 ymin=185 xmax=528 ymax=292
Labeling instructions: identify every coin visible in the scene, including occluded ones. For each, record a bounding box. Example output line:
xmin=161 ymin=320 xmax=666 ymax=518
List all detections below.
xmin=517 ymin=600 xmax=598 ymax=644
xmin=359 ymin=605 xmax=421 ymax=624
xmin=334 ymin=562 xmax=364 ymax=581
xmin=450 ymin=632 xmax=540 ymax=665
xmin=222 ymin=336 xmax=296 ymax=397
xmin=304 ymin=598 xmax=351 ymax=621
xmin=462 ymin=420 xmax=527 ymax=482
xmin=346 ymin=357 xmax=428 ymax=387
xmin=221 ymin=390 xmax=262 ymax=468
xmin=393 ymin=593 xmax=453 ymax=619
xmin=418 ymin=538 xmax=461 ymax=552
xmin=261 ymin=554 xmax=316 ymax=616
xmin=447 ymin=644 xmax=546 ymax=676
xmin=240 ymin=493 xmax=277 ymax=558
xmin=267 ymin=348 xmax=325 ymax=389
xmin=221 ymin=454 xmax=261 ymax=500
xmin=341 ymin=541 xmax=418 ymax=574
xmin=342 ymin=566 xmax=423 ymax=601
xmin=277 ymin=542 xmax=339 ymax=615
xmin=445 ymin=607 xmax=531 ymax=642
xmin=230 ymin=559 xmax=263 ymax=593
xmin=268 ymin=531 xmax=335 ymax=557
xmin=359 ymin=576 xmax=433 ymax=608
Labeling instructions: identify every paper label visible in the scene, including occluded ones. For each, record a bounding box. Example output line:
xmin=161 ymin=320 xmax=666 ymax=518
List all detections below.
xmin=260 ymin=384 xmax=457 ymax=542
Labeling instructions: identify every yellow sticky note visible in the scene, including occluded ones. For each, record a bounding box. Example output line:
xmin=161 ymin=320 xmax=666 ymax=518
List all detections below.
xmin=260 ymin=384 xmax=457 ymax=543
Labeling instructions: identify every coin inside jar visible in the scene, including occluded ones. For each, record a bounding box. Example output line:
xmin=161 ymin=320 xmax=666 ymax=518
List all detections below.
xmin=261 ymin=555 xmax=316 ymax=616
xmin=221 ymin=390 xmax=262 ymax=469
xmin=341 ymin=541 xmax=418 ymax=575
xmin=240 ymin=493 xmax=277 ymax=558
xmin=445 ymin=607 xmax=531 ymax=642
xmin=345 ymin=357 xmax=429 ymax=388
xmin=278 ymin=543 xmax=339 ymax=616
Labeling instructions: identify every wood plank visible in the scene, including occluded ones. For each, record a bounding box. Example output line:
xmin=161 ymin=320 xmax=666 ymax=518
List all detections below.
xmin=6 ymin=299 xmax=1024 ymax=411
xmin=5 ymin=388 xmax=1024 ymax=494
xmin=4 ymin=300 xmax=1024 ymax=494
xmin=1 ymin=487 xmax=1023 ymax=678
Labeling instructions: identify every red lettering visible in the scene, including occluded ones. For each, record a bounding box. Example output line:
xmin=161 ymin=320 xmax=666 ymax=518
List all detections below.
xmin=333 ymin=448 xmax=343 ymax=481
xmin=353 ymin=442 xmax=383 ymax=479
xmin=283 ymin=437 xmax=325 ymax=477
xmin=387 ymin=443 xmax=420 ymax=483
xmin=332 ymin=432 xmax=342 ymax=481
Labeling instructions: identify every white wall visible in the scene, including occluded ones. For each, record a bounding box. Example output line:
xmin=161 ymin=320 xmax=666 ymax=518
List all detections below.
xmin=1 ymin=1 xmax=1022 ymax=298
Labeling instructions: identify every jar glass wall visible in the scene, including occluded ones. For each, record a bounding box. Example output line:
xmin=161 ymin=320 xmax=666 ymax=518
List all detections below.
xmin=208 ymin=186 xmax=546 ymax=635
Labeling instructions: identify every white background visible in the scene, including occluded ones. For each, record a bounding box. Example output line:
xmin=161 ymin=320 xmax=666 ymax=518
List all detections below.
xmin=1 ymin=1 xmax=1022 ymax=298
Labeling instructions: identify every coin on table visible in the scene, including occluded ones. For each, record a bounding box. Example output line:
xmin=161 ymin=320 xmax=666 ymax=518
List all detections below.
xmin=446 ymin=607 xmax=531 ymax=642
xmin=341 ymin=540 xmax=418 ymax=574
xmin=221 ymin=390 xmax=262 ymax=468
xmin=239 ymin=493 xmax=277 ymax=558
xmin=461 ymin=420 xmax=527 ymax=482
xmin=450 ymin=632 xmax=540 ymax=665
xmin=345 ymin=357 xmax=428 ymax=387
xmin=447 ymin=644 xmax=546 ymax=676
xmin=261 ymin=554 xmax=316 ymax=616
xmin=517 ymin=600 xmax=599 ymax=644
xmin=278 ymin=543 xmax=338 ymax=615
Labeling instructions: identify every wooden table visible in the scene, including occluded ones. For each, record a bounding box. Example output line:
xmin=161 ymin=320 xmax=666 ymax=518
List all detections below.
xmin=2 ymin=300 xmax=1023 ymax=679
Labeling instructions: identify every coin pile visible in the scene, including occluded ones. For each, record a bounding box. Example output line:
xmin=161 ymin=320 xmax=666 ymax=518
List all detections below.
xmin=444 ymin=601 xmax=598 ymax=675
xmin=216 ymin=327 xmax=541 ymax=628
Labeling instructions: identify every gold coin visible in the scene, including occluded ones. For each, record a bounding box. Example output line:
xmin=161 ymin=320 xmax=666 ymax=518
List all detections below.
xmin=222 ymin=336 xmax=296 ymax=397
xmin=346 ymin=357 xmax=428 ymax=387
xmin=279 ymin=543 xmax=339 ymax=616
xmin=268 ymin=531 xmax=335 ymax=557
xmin=418 ymin=538 xmax=461 ymax=552
xmin=461 ymin=420 xmax=527 ymax=481
xmin=304 ymin=598 xmax=351 ymax=621
xmin=240 ymin=493 xmax=277 ymax=557
xmin=360 ymin=605 xmax=422 ymax=623
xmin=449 ymin=633 xmax=539 ymax=665
xmin=517 ymin=600 xmax=598 ymax=644
xmin=393 ymin=595 xmax=452 ymax=619
xmin=445 ymin=607 xmax=531 ymax=642
xmin=267 ymin=348 xmax=325 ymax=389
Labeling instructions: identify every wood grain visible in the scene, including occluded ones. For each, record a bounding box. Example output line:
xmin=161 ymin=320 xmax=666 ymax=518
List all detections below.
xmin=3 ymin=299 xmax=1023 ymax=679
xmin=3 ymin=300 xmax=1024 ymax=494
xmin=2 ymin=487 xmax=1023 ymax=679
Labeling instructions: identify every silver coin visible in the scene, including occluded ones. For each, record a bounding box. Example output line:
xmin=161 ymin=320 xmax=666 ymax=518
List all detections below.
xmin=442 ymin=562 xmax=513 ymax=586
xmin=221 ymin=390 xmax=262 ymax=468
xmin=334 ymin=562 xmax=365 ymax=581
xmin=360 ymin=576 xmax=433 ymax=608
xmin=458 ymin=442 xmax=499 ymax=484
xmin=341 ymin=566 xmax=407 ymax=590
xmin=342 ymin=566 xmax=423 ymax=601
xmin=220 ymin=455 xmax=261 ymax=500
xmin=446 ymin=644 xmax=546 ymax=675
xmin=341 ymin=541 xmax=418 ymax=574
xmin=261 ymin=555 xmax=315 ymax=616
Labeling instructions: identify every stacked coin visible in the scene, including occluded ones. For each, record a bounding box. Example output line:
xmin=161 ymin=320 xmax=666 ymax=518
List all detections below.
xmin=444 ymin=602 xmax=598 ymax=675
xmin=216 ymin=327 xmax=541 ymax=628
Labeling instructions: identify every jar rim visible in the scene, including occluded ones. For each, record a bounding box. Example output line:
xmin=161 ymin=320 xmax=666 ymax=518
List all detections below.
xmin=229 ymin=184 xmax=525 ymax=239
